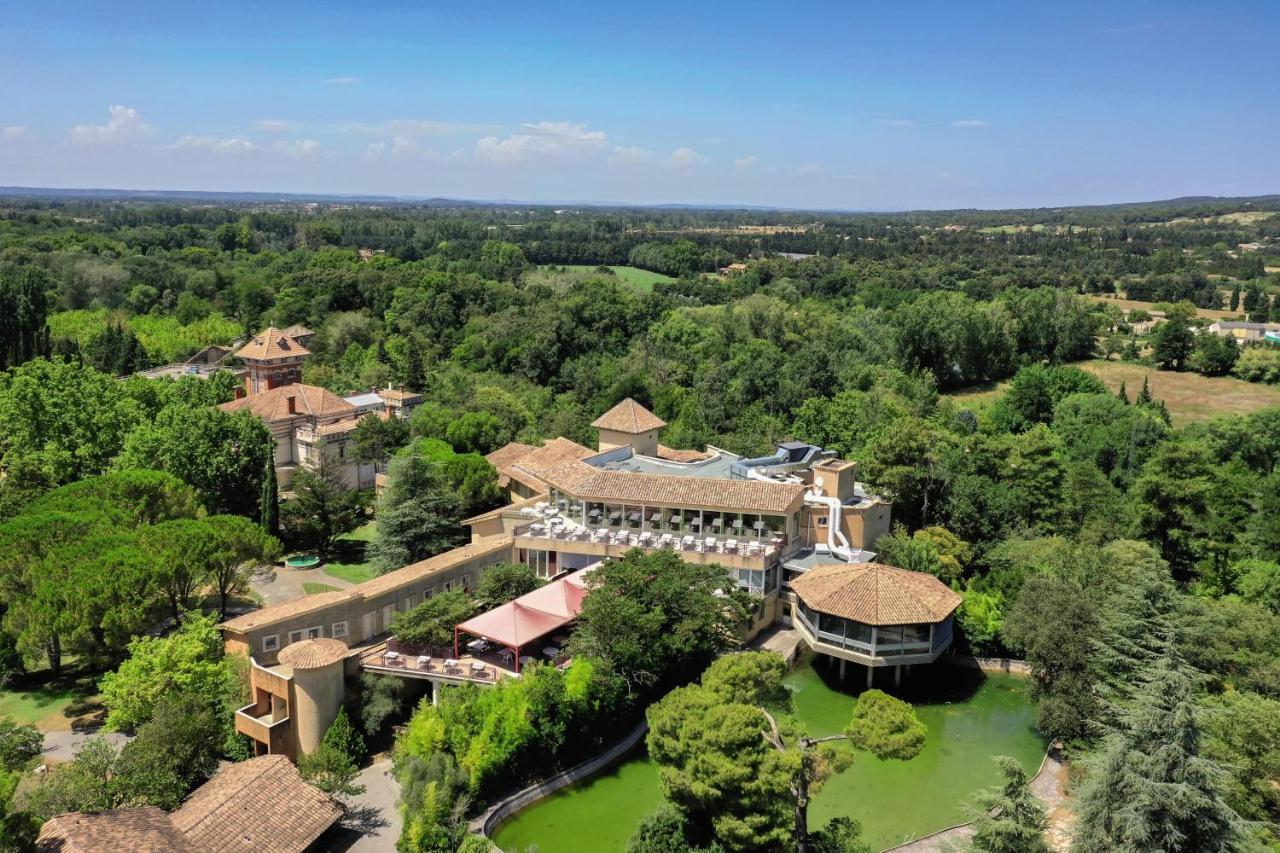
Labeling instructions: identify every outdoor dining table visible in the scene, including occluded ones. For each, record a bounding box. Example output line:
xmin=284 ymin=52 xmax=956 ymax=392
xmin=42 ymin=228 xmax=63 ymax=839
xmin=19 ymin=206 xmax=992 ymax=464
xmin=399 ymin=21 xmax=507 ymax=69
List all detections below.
xmin=470 ymin=660 xmax=487 ymax=672
xmin=542 ymin=646 xmax=560 ymax=658
xmin=519 ymin=655 xmax=535 ymax=666
xmin=466 ymin=638 xmax=489 ymax=652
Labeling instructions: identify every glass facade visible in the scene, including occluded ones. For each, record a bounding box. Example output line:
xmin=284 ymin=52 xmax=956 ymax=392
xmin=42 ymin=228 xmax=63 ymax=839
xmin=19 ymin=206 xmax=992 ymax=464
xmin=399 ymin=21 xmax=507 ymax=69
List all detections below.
xmin=795 ymin=602 xmax=937 ymax=659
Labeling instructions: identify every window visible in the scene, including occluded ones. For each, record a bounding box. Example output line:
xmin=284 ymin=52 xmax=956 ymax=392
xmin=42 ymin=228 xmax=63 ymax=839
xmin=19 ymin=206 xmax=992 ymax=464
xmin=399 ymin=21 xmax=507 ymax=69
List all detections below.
xmin=443 ymin=580 xmax=453 ymax=592
xmin=332 ymin=621 xmax=348 ymax=639
xmin=262 ymin=635 xmax=280 ymax=653
xmin=404 ymin=594 xmax=418 ymax=610
xmin=524 ymin=549 xmax=552 ymax=578
xmin=288 ymin=629 xmax=304 ymax=644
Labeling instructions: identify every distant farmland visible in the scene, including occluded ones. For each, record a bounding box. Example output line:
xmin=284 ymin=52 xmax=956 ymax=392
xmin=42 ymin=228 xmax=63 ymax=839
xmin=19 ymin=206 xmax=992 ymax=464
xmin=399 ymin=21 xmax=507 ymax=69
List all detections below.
xmin=945 ymin=358 xmax=1280 ymax=425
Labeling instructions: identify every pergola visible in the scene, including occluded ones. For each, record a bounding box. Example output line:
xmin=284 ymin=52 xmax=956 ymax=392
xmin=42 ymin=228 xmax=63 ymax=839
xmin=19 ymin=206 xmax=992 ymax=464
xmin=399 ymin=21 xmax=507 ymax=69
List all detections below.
xmin=454 ymin=570 xmax=590 ymax=674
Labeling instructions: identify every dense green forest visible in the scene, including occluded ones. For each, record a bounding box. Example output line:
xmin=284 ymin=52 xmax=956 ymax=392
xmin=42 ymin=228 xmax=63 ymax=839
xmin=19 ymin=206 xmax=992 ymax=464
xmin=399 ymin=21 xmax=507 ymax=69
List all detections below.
xmin=1 ymin=193 xmax=1279 ymax=851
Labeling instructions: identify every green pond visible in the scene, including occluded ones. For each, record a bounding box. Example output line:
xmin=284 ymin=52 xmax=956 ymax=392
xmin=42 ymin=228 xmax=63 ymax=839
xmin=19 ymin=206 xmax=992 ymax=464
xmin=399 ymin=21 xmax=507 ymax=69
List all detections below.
xmin=492 ymin=660 xmax=1046 ymax=852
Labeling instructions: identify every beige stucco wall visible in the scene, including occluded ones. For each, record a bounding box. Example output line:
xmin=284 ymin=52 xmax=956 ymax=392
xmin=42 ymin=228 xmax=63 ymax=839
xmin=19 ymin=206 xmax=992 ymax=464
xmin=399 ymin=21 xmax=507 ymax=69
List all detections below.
xmin=289 ymin=661 xmax=345 ymax=757
xmin=597 ymin=427 xmax=659 ymax=457
xmin=228 ymin=541 xmax=515 ymax=665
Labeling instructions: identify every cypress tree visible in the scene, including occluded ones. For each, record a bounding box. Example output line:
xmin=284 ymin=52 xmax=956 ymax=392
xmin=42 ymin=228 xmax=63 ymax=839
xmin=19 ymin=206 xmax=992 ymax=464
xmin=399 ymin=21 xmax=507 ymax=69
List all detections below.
xmin=1135 ymin=376 xmax=1153 ymax=406
xmin=1116 ymin=381 xmax=1129 ymax=404
xmin=1073 ymin=647 xmax=1241 ymax=853
xmin=260 ymin=454 xmax=279 ymax=536
xmin=1228 ymin=282 xmax=1240 ymax=311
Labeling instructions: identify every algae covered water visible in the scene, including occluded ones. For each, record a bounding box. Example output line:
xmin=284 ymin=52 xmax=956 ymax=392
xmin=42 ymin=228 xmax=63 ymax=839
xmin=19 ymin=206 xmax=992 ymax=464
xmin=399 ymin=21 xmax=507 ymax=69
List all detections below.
xmin=492 ymin=661 xmax=1046 ymax=852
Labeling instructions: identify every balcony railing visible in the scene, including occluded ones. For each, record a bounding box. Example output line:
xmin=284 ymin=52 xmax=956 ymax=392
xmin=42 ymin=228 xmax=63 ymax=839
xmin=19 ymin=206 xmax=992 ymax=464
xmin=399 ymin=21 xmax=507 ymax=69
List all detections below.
xmin=516 ymin=521 xmax=781 ymax=561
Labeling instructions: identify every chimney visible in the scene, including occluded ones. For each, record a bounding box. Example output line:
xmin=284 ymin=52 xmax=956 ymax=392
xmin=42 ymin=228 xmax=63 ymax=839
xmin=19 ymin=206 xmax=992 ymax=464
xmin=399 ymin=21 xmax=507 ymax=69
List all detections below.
xmin=287 ymin=395 xmax=297 ymax=415
xmin=233 ymin=387 xmax=245 ymax=400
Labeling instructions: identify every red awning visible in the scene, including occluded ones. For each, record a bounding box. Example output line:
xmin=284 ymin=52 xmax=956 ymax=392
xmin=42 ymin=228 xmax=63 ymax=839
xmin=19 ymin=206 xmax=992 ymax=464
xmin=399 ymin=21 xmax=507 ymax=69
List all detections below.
xmin=455 ymin=568 xmax=594 ymax=648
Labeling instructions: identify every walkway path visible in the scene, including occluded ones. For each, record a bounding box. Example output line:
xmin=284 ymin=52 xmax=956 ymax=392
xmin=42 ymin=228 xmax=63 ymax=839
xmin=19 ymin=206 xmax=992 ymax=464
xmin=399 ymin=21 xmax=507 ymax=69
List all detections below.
xmin=886 ymin=744 xmax=1069 ymax=852
xmin=250 ymin=563 xmax=354 ymax=606
xmin=321 ymin=757 xmax=400 ymax=852
xmin=750 ymin=625 xmax=803 ymax=665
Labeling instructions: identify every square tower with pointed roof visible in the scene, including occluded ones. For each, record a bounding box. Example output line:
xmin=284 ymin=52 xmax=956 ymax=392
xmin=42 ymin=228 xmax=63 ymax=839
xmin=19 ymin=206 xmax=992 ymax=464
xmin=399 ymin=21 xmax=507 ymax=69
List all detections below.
xmin=235 ymin=327 xmax=311 ymax=396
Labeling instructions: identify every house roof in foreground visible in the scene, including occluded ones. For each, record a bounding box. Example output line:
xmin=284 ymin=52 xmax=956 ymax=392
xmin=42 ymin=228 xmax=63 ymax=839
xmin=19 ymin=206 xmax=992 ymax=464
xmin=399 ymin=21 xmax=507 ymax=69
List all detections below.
xmin=234 ymin=327 xmax=310 ymax=361
xmin=219 ymin=383 xmax=355 ymax=422
xmin=790 ymin=562 xmax=962 ymax=626
xmin=37 ymin=807 xmax=195 ymax=853
xmin=591 ymin=398 xmax=667 ymax=433
xmin=171 ymin=755 xmax=340 ymax=853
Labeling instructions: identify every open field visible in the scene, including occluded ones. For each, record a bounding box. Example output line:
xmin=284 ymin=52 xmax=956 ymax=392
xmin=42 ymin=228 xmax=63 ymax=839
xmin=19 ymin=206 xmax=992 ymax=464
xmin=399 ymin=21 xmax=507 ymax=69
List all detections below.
xmin=1078 ymin=360 xmax=1280 ymax=424
xmin=322 ymin=521 xmax=379 ymax=584
xmin=0 ymin=670 xmax=102 ymax=730
xmin=1144 ymin=210 xmax=1276 ymax=227
xmin=555 ymin=265 xmax=674 ymax=292
xmin=1086 ymin=293 xmax=1238 ymax=321
xmin=946 ymin=359 xmax=1280 ymax=425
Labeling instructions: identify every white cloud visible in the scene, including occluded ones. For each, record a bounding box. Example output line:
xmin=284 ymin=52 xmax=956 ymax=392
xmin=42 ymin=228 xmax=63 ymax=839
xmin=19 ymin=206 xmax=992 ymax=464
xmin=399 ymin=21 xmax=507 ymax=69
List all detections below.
xmin=951 ymin=119 xmax=990 ymax=128
xmin=275 ymin=139 xmax=321 ymax=158
xmin=326 ymin=76 xmax=361 ymax=85
xmin=68 ymin=105 xmax=152 ymax=146
xmin=1 ymin=125 xmax=30 ymax=141
xmin=475 ymin=121 xmax=609 ymax=163
xmin=609 ymin=145 xmax=652 ymax=164
xmin=873 ymin=117 xmax=915 ymax=128
xmin=669 ymin=147 xmax=707 ymax=170
xmin=343 ymin=119 xmax=488 ymax=137
xmin=733 ymin=154 xmax=758 ymax=170
xmin=253 ymin=119 xmax=296 ymax=132
xmin=172 ymin=134 xmax=257 ymax=155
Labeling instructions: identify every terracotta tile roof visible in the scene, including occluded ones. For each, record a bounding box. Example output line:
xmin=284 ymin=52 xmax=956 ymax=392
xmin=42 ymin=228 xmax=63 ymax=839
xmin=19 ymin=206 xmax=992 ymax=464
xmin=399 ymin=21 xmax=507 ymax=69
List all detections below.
xmin=234 ymin=327 xmax=310 ymax=361
xmin=310 ymin=417 xmax=362 ymax=436
xmin=222 ymin=536 xmax=516 ymax=634
xmin=281 ymin=324 xmax=314 ymax=340
xmin=38 ymin=808 xmax=195 ymax=853
xmin=656 ymin=444 xmax=712 ymax=463
xmin=222 ymin=589 xmax=356 ymax=633
xmin=461 ymin=494 xmax=544 ymax=525
xmin=218 ymin=384 xmax=356 ymax=422
xmin=277 ymin=637 xmax=349 ymax=669
xmin=790 ymin=563 xmax=962 ymax=626
xmin=591 ymin=398 xmax=667 ymax=433
xmin=377 ymin=387 xmax=423 ymax=403
xmin=357 ymin=535 xmax=514 ymax=597
xmin=497 ymin=438 xmax=594 ymax=492
xmin=527 ymin=460 xmax=804 ymax=514
xmin=485 ymin=442 xmax=537 ymax=487
xmin=171 ymin=755 xmax=340 ymax=853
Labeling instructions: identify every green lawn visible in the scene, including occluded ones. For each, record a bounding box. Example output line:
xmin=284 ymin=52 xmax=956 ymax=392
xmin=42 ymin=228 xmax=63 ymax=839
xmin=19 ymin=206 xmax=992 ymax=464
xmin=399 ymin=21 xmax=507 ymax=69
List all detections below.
xmin=555 ymin=265 xmax=675 ymax=292
xmin=0 ymin=670 xmax=101 ymax=730
xmin=302 ymin=582 xmax=341 ymax=595
xmin=322 ymin=521 xmax=379 ymax=585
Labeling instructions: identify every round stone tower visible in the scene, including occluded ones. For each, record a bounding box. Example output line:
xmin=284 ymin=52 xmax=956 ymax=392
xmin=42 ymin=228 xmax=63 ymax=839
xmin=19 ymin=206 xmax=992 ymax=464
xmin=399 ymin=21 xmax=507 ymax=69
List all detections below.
xmin=278 ymin=638 xmax=347 ymax=757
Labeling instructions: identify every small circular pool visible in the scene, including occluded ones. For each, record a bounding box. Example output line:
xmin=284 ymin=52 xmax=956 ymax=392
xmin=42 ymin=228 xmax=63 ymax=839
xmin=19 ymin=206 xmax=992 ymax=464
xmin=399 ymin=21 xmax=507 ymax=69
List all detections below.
xmin=285 ymin=555 xmax=321 ymax=569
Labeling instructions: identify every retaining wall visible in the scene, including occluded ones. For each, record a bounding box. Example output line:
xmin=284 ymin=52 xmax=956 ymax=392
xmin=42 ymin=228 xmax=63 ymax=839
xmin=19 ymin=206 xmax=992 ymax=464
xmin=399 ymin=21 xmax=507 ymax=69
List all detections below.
xmin=475 ymin=719 xmax=650 ymax=838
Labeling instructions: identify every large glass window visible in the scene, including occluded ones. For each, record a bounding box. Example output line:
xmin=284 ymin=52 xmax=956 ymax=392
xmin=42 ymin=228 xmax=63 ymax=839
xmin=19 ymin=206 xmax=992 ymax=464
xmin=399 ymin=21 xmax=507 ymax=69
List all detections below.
xmin=703 ymin=510 xmax=723 ymax=536
xmin=585 ymin=502 xmax=605 ymax=527
xmin=605 ymin=503 xmax=624 ymax=529
xmin=648 ymin=508 xmax=665 ymax=531
xmin=668 ymin=508 xmax=685 ymax=533
xmin=741 ymin=513 xmax=761 ymax=541
xmin=625 ymin=505 xmax=643 ymax=530
xmin=901 ymin=624 xmax=931 ymax=648
xmin=875 ymin=626 xmax=903 ymax=650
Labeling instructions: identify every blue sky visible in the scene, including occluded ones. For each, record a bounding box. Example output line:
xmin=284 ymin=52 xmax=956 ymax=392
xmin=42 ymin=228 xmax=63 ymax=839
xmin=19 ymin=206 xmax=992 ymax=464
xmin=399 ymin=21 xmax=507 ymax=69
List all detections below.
xmin=1 ymin=1 xmax=1276 ymax=209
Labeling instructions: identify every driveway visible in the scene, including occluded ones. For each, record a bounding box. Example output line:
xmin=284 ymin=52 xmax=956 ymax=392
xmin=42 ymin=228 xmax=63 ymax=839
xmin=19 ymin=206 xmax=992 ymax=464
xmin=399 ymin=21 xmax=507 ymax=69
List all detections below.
xmin=320 ymin=758 xmax=401 ymax=852
xmin=42 ymin=727 xmax=130 ymax=764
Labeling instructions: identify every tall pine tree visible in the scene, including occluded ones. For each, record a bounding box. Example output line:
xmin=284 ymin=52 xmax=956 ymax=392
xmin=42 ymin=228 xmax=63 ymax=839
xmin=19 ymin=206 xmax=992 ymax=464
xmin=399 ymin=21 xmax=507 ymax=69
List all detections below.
xmin=1073 ymin=647 xmax=1241 ymax=853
